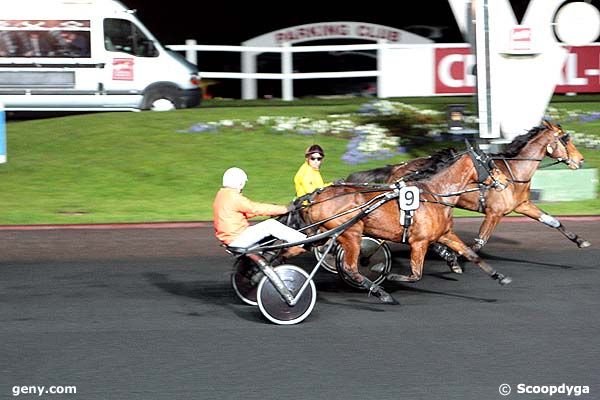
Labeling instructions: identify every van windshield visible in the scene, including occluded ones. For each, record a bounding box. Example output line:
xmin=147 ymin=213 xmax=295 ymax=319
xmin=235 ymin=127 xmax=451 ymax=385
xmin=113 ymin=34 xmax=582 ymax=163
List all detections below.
xmin=104 ymin=19 xmax=158 ymax=58
xmin=0 ymin=20 xmax=91 ymax=58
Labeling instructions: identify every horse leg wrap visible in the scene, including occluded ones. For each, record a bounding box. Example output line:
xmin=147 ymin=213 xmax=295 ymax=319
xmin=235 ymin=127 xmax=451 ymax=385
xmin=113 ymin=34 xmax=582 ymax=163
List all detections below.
xmin=431 ymin=243 xmax=455 ymax=262
xmin=432 ymin=243 xmax=461 ymax=272
xmin=441 ymin=247 xmax=459 ymax=265
xmin=359 ymin=277 xmax=375 ymax=290
xmin=539 ymin=213 xmax=560 ymax=228
xmin=472 ymin=238 xmax=486 ymax=252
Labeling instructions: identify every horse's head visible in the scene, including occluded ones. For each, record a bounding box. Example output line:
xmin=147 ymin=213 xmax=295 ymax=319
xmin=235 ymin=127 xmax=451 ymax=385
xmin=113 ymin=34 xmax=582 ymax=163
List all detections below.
xmin=542 ymin=120 xmax=584 ymax=170
xmin=465 ymin=139 xmax=508 ymax=191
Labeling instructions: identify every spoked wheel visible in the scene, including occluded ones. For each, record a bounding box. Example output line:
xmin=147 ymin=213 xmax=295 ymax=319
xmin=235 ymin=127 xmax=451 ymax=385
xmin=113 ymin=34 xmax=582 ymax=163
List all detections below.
xmin=257 ymin=265 xmax=316 ymax=325
xmin=336 ymin=237 xmax=392 ymax=289
xmin=231 ymin=256 xmax=263 ymax=306
xmin=311 ymin=239 xmax=340 ymax=274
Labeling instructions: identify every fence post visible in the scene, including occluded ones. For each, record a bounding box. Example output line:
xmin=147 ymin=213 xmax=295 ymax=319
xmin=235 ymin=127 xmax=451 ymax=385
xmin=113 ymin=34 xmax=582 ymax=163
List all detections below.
xmin=376 ymin=39 xmax=386 ymax=98
xmin=281 ymin=42 xmax=294 ymax=101
xmin=0 ymin=103 xmax=6 ymax=164
xmin=242 ymin=51 xmax=257 ymax=100
xmin=185 ymin=39 xmax=197 ymax=65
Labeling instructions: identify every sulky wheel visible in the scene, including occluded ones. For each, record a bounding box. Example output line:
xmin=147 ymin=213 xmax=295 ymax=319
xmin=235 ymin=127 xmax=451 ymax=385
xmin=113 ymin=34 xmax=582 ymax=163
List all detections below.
xmin=231 ymin=256 xmax=263 ymax=306
xmin=336 ymin=237 xmax=392 ymax=289
xmin=311 ymin=238 xmax=340 ymax=274
xmin=257 ymin=265 xmax=316 ymax=325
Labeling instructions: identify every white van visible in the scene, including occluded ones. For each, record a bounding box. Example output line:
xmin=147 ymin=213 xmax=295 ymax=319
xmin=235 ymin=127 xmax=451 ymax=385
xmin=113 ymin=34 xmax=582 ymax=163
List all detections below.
xmin=0 ymin=0 xmax=201 ymax=111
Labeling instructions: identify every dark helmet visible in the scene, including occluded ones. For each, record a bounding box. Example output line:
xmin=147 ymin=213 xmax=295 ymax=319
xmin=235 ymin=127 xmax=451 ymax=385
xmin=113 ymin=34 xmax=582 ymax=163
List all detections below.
xmin=305 ymin=144 xmax=325 ymax=157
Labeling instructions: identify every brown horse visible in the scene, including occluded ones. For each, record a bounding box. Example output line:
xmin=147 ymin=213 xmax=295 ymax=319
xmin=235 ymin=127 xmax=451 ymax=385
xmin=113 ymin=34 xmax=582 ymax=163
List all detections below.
xmin=306 ymin=145 xmax=510 ymax=304
xmin=347 ymin=120 xmax=588 ymax=270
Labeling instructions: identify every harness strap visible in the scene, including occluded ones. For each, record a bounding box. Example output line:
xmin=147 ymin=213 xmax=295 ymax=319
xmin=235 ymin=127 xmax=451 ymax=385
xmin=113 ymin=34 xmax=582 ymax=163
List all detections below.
xmin=477 ymin=183 xmax=489 ymax=213
xmin=468 ymin=149 xmax=491 ymax=184
xmin=400 ymin=209 xmax=414 ymax=243
xmin=500 ymin=158 xmax=534 ymax=184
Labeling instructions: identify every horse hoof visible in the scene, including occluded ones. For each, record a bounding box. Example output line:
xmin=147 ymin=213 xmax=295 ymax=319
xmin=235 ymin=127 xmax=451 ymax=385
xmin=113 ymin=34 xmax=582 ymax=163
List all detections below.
xmin=499 ymin=276 xmax=512 ymax=285
xmin=374 ymin=291 xmax=399 ymax=305
xmin=369 ymin=286 xmax=399 ymax=305
xmin=577 ymin=240 xmax=591 ymax=248
xmin=450 ymin=265 xmax=463 ymax=274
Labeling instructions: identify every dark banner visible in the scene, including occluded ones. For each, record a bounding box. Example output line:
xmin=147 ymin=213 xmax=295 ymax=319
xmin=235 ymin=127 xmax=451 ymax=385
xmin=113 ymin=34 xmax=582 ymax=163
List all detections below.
xmin=0 ymin=20 xmax=91 ymax=58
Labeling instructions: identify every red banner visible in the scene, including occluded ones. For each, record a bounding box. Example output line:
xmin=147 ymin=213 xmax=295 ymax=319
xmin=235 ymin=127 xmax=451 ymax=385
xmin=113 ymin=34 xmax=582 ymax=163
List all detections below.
xmin=434 ymin=45 xmax=600 ymax=94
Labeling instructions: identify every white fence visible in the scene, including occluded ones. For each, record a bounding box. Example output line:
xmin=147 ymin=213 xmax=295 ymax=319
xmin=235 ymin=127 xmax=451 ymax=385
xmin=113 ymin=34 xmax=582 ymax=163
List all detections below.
xmin=167 ymin=41 xmax=600 ymax=100
xmin=166 ymin=40 xmax=446 ymax=100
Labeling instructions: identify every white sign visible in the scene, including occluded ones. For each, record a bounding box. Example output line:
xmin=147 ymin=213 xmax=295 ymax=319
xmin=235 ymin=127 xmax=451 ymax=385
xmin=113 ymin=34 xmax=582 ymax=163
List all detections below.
xmin=243 ymin=22 xmax=433 ymax=46
xmin=399 ymin=186 xmax=420 ymax=211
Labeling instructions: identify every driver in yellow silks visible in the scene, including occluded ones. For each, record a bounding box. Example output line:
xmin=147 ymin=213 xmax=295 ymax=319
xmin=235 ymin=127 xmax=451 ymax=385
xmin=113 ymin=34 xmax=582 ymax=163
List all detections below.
xmin=294 ymin=144 xmax=332 ymax=197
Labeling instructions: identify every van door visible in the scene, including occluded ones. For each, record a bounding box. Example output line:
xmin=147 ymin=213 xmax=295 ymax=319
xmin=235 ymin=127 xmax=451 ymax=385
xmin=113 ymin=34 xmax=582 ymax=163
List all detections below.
xmin=101 ymin=18 xmax=161 ymax=109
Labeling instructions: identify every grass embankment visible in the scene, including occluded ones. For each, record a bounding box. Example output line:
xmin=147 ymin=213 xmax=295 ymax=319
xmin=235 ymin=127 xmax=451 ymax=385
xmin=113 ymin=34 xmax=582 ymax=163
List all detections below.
xmin=1 ymin=98 xmax=599 ymax=224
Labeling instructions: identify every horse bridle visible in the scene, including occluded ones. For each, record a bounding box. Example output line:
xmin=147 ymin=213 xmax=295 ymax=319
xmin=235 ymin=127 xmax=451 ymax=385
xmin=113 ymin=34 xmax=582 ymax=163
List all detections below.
xmin=547 ymin=130 xmax=577 ymax=168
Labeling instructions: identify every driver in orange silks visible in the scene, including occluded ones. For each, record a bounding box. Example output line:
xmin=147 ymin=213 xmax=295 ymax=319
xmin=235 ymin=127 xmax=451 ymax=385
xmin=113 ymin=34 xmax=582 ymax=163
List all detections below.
xmin=213 ymin=167 xmax=306 ymax=249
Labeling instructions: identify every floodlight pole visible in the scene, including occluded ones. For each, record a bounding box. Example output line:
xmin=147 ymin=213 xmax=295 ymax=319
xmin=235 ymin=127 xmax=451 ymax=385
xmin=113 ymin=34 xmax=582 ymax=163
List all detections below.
xmin=471 ymin=0 xmax=500 ymax=139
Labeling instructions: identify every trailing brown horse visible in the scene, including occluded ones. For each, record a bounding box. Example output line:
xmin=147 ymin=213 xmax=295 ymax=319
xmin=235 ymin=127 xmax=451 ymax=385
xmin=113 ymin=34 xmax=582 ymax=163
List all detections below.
xmin=306 ymin=144 xmax=511 ymax=304
xmin=347 ymin=120 xmax=588 ymax=270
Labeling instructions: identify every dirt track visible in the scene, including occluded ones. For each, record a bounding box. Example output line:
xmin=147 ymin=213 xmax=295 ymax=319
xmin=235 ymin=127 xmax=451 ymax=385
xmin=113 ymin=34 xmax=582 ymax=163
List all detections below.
xmin=1 ymin=218 xmax=599 ymax=399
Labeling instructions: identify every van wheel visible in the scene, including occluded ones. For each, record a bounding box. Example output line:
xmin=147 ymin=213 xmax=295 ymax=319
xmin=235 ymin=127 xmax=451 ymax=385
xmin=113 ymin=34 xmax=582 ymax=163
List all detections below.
xmin=142 ymin=87 xmax=178 ymax=111
xmin=150 ymin=98 xmax=176 ymax=111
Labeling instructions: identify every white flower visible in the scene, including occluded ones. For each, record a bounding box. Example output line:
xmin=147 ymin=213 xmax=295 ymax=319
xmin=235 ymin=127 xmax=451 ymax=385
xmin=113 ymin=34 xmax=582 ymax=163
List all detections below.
xmin=219 ymin=119 xmax=235 ymax=127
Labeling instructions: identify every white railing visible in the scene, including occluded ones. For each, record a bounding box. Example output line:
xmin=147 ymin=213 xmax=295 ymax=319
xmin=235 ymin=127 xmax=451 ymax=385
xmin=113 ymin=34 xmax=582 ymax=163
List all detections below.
xmin=167 ymin=41 xmax=466 ymax=100
xmin=167 ymin=40 xmax=389 ymax=100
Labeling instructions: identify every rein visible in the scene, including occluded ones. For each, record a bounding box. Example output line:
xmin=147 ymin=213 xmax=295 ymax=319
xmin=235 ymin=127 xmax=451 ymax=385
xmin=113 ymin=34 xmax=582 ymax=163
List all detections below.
xmin=299 ymin=183 xmax=395 ymax=208
xmin=492 ymin=156 xmax=568 ymax=184
xmin=248 ymin=190 xmax=399 ymax=253
xmin=419 ymin=185 xmax=484 ymax=208
xmin=300 ymin=190 xmax=393 ymax=231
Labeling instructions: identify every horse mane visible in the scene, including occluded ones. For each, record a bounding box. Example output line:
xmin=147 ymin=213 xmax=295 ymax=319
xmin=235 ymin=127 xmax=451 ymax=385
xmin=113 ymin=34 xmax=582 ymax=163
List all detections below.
xmin=407 ymin=148 xmax=460 ymax=181
xmin=345 ymin=148 xmax=461 ymax=184
xmin=346 ymin=164 xmax=399 ymax=183
xmin=495 ymin=125 xmax=546 ymax=157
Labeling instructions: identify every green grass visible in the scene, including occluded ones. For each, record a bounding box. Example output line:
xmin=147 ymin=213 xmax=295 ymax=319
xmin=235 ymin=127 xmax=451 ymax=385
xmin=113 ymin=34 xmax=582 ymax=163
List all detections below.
xmin=1 ymin=98 xmax=599 ymax=224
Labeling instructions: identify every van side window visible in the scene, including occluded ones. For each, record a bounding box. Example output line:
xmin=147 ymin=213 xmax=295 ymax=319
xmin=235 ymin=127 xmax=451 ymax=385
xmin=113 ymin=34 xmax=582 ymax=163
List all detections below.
xmin=0 ymin=23 xmax=91 ymax=58
xmin=103 ymin=18 xmax=158 ymax=57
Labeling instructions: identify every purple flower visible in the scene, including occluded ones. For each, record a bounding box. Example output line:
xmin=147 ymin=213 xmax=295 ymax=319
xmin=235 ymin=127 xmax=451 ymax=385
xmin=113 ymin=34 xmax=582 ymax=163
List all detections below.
xmin=178 ymin=123 xmax=217 ymax=133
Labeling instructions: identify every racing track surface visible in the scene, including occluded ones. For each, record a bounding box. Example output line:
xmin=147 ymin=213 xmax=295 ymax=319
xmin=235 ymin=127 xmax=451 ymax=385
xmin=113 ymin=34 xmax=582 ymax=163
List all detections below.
xmin=1 ymin=218 xmax=599 ymax=400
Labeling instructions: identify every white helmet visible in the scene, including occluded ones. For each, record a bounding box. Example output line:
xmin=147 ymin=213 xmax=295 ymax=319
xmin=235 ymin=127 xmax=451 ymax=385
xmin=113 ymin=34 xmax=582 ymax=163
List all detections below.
xmin=222 ymin=167 xmax=248 ymax=190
